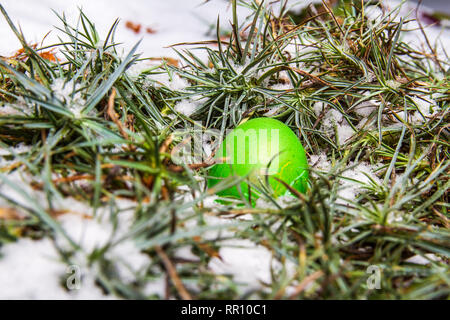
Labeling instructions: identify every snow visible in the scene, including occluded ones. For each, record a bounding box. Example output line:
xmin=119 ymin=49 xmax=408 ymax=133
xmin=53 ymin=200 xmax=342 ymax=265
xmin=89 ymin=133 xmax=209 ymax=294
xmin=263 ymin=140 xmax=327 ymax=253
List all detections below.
xmin=405 ymin=253 xmax=441 ymax=265
xmin=0 ymin=143 xmax=31 ymax=156
xmin=230 ymin=59 xmax=270 ymax=85
xmin=255 ymin=194 xmax=299 ymax=209
xmin=313 ymin=101 xmax=324 ymax=116
xmin=321 ymin=108 xmax=355 ymax=145
xmin=387 ymin=210 xmax=407 ymax=224
xmin=354 ymin=100 xmax=378 ymax=117
xmin=0 ymin=169 xmax=150 ymax=298
xmin=365 ymin=4 xmax=384 ymax=22
xmin=270 ymin=83 xmax=293 ymax=91
xmin=338 ymin=162 xmax=381 ymax=204
xmin=55 ymin=199 xmax=152 ymax=285
xmin=208 ymin=238 xmax=299 ymax=293
xmin=410 ymin=95 xmax=439 ymax=123
xmin=0 ymin=238 xmax=66 ymax=299
xmin=336 ymin=125 xmax=355 ymax=146
xmin=309 ymin=154 xmax=384 ymax=205
xmin=0 ymin=97 xmax=33 ymax=116
xmin=322 ymin=108 xmax=343 ymax=129
xmin=0 ymin=0 xmax=252 ymax=58
xmin=0 ymin=238 xmax=110 ymax=299
xmin=50 ymin=78 xmax=87 ymax=118
xmin=208 ymin=239 xmax=275 ymax=286
xmin=284 ymin=37 xmax=317 ymax=61
xmin=364 ymin=0 xmax=450 ymax=64
xmin=309 ymin=152 xmax=332 ymax=173
xmin=0 ymin=200 xmax=151 ymax=299
xmin=143 ymin=278 xmax=166 ymax=298
xmin=0 ymin=104 xmax=24 ymax=115
xmin=174 ymin=99 xmax=201 ymax=116
xmin=393 ymin=1 xmax=450 ymax=62
xmin=148 ymin=72 xmax=190 ymax=91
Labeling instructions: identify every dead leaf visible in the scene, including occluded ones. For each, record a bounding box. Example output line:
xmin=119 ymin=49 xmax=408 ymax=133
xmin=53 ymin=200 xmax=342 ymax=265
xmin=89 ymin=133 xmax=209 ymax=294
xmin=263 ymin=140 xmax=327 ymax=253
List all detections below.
xmin=0 ymin=208 xmax=23 ymax=220
xmin=125 ymin=21 xmax=142 ymax=34
xmin=193 ymin=236 xmax=222 ymax=259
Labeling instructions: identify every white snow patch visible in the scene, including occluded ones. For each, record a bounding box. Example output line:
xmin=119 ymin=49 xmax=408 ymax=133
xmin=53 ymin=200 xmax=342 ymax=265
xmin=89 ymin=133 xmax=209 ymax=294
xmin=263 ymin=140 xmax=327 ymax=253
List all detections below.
xmin=143 ymin=278 xmax=166 ymax=298
xmin=126 ymin=60 xmax=153 ymax=79
xmin=270 ymin=83 xmax=293 ymax=91
xmin=387 ymin=210 xmax=406 ymax=224
xmin=309 ymin=153 xmax=332 ymax=173
xmin=320 ymin=108 xmax=355 ymax=145
xmin=0 ymin=238 xmax=110 ymax=299
xmin=149 ymin=72 xmax=189 ymax=91
xmin=0 ymin=143 xmax=31 ymax=156
xmin=255 ymin=194 xmax=298 ymax=209
xmin=0 ymin=97 xmax=33 ymax=116
xmin=0 ymin=0 xmax=252 ymax=58
xmin=0 ymin=104 xmax=26 ymax=116
xmin=405 ymin=254 xmax=441 ymax=265
xmin=230 ymin=59 xmax=268 ymax=85
xmin=208 ymin=239 xmax=274 ymax=286
xmin=174 ymin=246 xmax=199 ymax=262
xmin=109 ymin=240 xmax=151 ymax=284
xmin=0 ymin=180 xmax=150 ymax=298
xmin=322 ymin=108 xmax=343 ymax=129
xmin=411 ymin=96 xmax=439 ymax=124
xmin=51 ymin=78 xmax=87 ymax=118
xmin=365 ymin=5 xmax=384 ymax=23
xmin=174 ymin=99 xmax=201 ymax=117
xmin=0 ymin=238 xmax=66 ymax=299
xmin=338 ymin=162 xmax=380 ymax=204
xmin=313 ymin=102 xmax=324 ymax=116
xmin=55 ymin=200 xmax=151 ymax=285
xmin=337 ymin=125 xmax=354 ymax=145
xmin=0 ymin=170 xmax=46 ymax=209
xmin=354 ymin=100 xmax=378 ymax=117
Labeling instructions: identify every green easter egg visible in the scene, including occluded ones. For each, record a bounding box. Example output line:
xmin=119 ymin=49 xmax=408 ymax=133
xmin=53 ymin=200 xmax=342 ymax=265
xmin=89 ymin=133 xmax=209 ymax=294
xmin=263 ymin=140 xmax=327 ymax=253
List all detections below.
xmin=207 ymin=117 xmax=308 ymax=201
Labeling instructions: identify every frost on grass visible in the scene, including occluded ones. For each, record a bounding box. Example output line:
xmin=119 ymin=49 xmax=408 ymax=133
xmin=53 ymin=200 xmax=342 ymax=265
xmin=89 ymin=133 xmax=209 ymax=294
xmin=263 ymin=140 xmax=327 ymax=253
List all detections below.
xmin=255 ymin=194 xmax=299 ymax=210
xmin=269 ymin=83 xmax=293 ymax=91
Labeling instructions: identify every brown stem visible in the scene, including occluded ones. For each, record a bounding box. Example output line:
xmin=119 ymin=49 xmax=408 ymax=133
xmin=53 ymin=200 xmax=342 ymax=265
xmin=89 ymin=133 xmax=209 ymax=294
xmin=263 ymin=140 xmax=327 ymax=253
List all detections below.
xmin=155 ymin=245 xmax=192 ymax=300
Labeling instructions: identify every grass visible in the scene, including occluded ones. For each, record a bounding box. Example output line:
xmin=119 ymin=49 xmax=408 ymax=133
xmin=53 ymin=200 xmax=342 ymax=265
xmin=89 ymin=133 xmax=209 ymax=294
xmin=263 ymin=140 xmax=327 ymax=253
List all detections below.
xmin=0 ymin=0 xmax=448 ymax=299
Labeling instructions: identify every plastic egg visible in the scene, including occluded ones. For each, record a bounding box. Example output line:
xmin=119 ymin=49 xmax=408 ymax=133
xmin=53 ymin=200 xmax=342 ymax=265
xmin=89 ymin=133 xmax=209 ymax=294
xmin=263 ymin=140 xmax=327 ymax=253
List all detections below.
xmin=207 ymin=117 xmax=308 ymax=202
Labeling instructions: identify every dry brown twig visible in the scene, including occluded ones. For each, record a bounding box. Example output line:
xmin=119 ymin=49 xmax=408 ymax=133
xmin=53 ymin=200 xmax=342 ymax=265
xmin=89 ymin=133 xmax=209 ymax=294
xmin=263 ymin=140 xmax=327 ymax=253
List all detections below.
xmin=107 ymin=88 xmax=129 ymax=140
xmin=288 ymin=270 xmax=324 ymax=299
xmin=154 ymin=245 xmax=193 ymax=300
